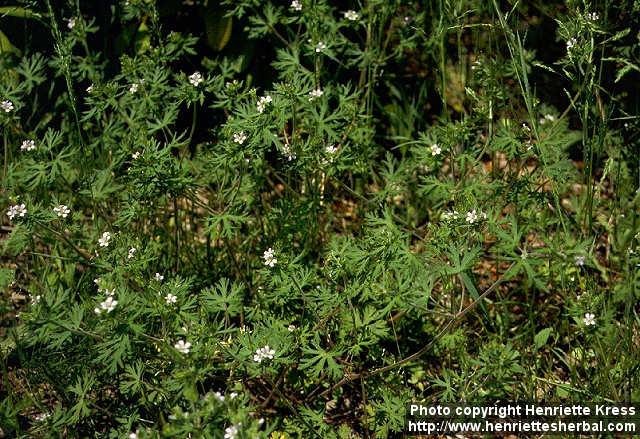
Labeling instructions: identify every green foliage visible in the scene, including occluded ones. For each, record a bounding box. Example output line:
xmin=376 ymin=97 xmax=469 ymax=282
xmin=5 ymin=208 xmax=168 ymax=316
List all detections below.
xmin=1 ymin=0 xmax=639 ymax=437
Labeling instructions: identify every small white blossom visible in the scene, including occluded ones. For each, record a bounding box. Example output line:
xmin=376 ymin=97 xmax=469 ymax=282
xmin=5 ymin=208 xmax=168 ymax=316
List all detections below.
xmin=314 ymin=41 xmax=327 ymax=53
xmin=128 ymin=247 xmax=137 ymax=259
xmin=583 ymin=312 xmax=596 ymax=326
xmin=290 ymin=0 xmax=302 ymax=11
xmin=308 ymin=88 xmax=323 ymax=101
xmin=586 ymin=12 xmax=599 ymax=21
xmin=155 ymin=272 xmax=164 ymax=282
xmin=229 ymin=392 xmax=238 ymax=399
xmin=53 ymin=204 xmax=70 ymax=218
xmin=66 ymin=17 xmax=76 ymax=30
xmin=213 ymin=391 xmax=225 ymax=402
xmin=343 ymin=10 xmax=360 ymax=21
xmin=94 ymin=296 xmax=118 ymax=314
xmin=258 ymin=418 xmax=265 ymax=425
xmin=253 ymin=345 xmax=275 ymax=363
xmin=86 ymin=84 xmax=94 ymax=93
xmin=257 ymin=95 xmax=273 ymax=113
xmin=1 ymin=100 xmax=14 ymax=113
xmin=189 ymin=71 xmax=204 ymax=87
xmin=98 ymin=231 xmax=111 ymax=247
xmin=165 ymin=293 xmax=177 ymax=304
xmin=287 ymin=324 xmax=296 ymax=332
xmin=430 ymin=144 xmax=442 ymax=156
xmin=465 ymin=209 xmax=479 ymax=224
xmin=224 ymin=423 xmax=241 ymax=439
xmin=128 ymin=432 xmax=138 ymax=439
xmin=31 ymin=295 xmax=41 ymax=304
xmin=566 ymin=37 xmax=577 ymax=52
xmin=282 ymin=143 xmax=296 ymax=161
xmin=263 ymin=248 xmax=277 ymax=267
xmin=326 ymin=144 xmax=338 ymax=154
xmin=442 ymin=210 xmax=459 ymax=221
xmin=7 ymin=203 xmax=27 ymax=221
xmin=129 ymin=83 xmax=139 ymax=94
xmin=104 ymin=288 xmax=115 ymax=296
xmin=174 ymin=339 xmax=192 ymax=354
xmin=233 ymin=131 xmax=247 ymax=144
xmin=132 ymin=151 xmax=141 ymax=159
xmin=574 ymin=255 xmax=586 ymax=266
xmin=34 ymin=412 xmax=50 ymax=422
xmin=21 ymin=140 xmax=36 ymax=151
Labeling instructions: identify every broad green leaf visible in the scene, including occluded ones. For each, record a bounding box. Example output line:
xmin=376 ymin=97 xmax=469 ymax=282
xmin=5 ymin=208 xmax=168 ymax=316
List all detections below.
xmin=205 ymin=8 xmax=232 ymax=51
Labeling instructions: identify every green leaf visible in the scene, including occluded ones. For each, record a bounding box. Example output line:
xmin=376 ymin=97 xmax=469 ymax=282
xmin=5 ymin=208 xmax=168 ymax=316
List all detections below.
xmin=534 ymin=327 xmax=553 ymax=350
xmin=0 ymin=29 xmax=20 ymax=55
xmin=204 ymin=8 xmax=232 ymax=51
xmin=0 ymin=6 xmax=41 ymax=19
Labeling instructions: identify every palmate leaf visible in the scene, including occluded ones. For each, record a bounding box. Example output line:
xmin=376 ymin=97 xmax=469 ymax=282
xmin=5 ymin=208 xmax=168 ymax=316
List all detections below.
xmin=300 ymin=343 xmax=344 ymax=380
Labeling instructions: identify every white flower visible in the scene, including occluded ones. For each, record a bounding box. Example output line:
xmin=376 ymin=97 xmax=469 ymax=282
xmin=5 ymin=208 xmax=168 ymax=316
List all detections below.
xmin=155 ymin=272 xmax=164 ymax=282
xmin=129 ymin=83 xmax=139 ymax=93
xmin=258 ymin=418 xmax=265 ymax=425
xmin=586 ymin=12 xmax=599 ymax=21
xmin=165 ymin=293 xmax=177 ymax=304
xmin=263 ymin=248 xmax=277 ymax=267
xmin=287 ymin=324 xmax=296 ymax=332
xmin=1 ymin=100 xmax=14 ymax=113
xmin=308 ymin=88 xmax=323 ymax=101
xmin=257 ymin=95 xmax=273 ymax=113
xmin=128 ymin=432 xmax=138 ymax=439
xmin=66 ymin=17 xmax=76 ymax=29
xmin=34 ymin=412 xmax=50 ymax=422
xmin=105 ymin=288 xmax=115 ymax=296
xmin=224 ymin=423 xmax=241 ymax=439
xmin=189 ymin=71 xmax=203 ymax=87
xmin=128 ymin=247 xmax=137 ymax=259
xmin=132 ymin=151 xmax=141 ymax=159
xmin=343 ymin=10 xmax=360 ymax=21
xmin=566 ymin=37 xmax=577 ymax=52
xmin=583 ymin=312 xmax=596 ymax=326
xmin=213 ymin=391 xmax=225 ymax=402
xmin=31 ymin=295 xmax=41 ymax=304
xmin=21 ymin=140 xmax=36 ymax=151
xmin=98 ymin=231 xmax=111 ymax=247
xmin=94 ymin=296 xmax=118 ymax=314
xmin=53 ymin=204 xmax=70 ymax=218
xmin=441 ymin=210 xmax=459 ymax=221
xmin=253 ymin=345 xmax=275 ymax=363
xmin=7 ymin=203 xmax=27 ymax=221
xmin=233 ymin=131 xmax=247 ymax=144
xmin=86 ymin=84 xmax=94 ymax=93
xmin=574 ymin=255 xmax=586 ymax=266
xmin=326 ymin=144 xmax=338 ymax=154
xmin=314 ymin=41 xmax=327 ymax=53
xmin=290 ymin=0 xmax=302 ymax=11
xmin=430 ymin=144 xmax=442 ymax=156
xmin=174 ymin=339 xmax=191 ymax=354
xmin=465 ymin=209 xmax=479 ymax=224
xmin=229 ymin=392 xmax=238 ymax=399
xmin=282 ymin=143 xmax=296 ymax=161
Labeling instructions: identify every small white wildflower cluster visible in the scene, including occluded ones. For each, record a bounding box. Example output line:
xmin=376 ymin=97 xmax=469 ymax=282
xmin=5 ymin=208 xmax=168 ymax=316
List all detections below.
xmin=314 ymin=41 xmax=327 ymax=53
xmin=233 ymin=131 xmax=247 ymax=144
xmin=430 ymin=143 xmax=442 ymax=156
xmin=282 ymin=143 xmax=296 ymax=161
xmin=86 ymin=84 xmax=94 ymax=93
xmin=7 ymin=203 xmax=27 ymax=221
xmin=574 ymin=255 xmax=586 ymax=266
xmin=224 ymin=423 xmax=241 ymax=439
xmin=441 ymin=210 xmax=459 ymax=221
xmin=287 ymin=324 xmax=296 ymax=332
xmin=257 ymin=95 xmax=272 ymax=113
xmin=471 ymin=59 xmax=482 ymax=70
xmin=583 ymin=312 xmax=596 ymax=326
xmin=21 ymin=140 xmax=36 ymax=151
xmin=263 ymin=247 xmax=277 ymax=267
xmin=129 ymin=83 xmax=139 ymax=94
xmin=586 ymin=12 xmax=599 ymax=21
xmin=155 ymin=272 xmax=164 ymax=282
xmin=53 ymin=204 xmax=70 ymax=218
xmin=174 ymin=339 xmax=191 ymax=354
xmin=1 ymin=100 xmax=15 ymax=113
xmin=66 ymin=17 xmax=76 ymax=30
xmin=539 ymin=114 xmax=556 ymax=125
xmin=308 ymin=87 xmax=323 ymax=101
xmin=566 ymin=37 xmax=577 ymax=53
xmin=31 ymin=294 xmax=41 ymax=305
xmin=98 ymin=231 xmax=112 ymax=247
xmin=165 ymin=293 xmax=177 ymax=305
xmin=253 ymin=345 xmax=275 ymax=363
xmin=326 ymin=144 xmax=338 ymax=155
xmin=94 ymin=295 xmax=117 ymax=314
xmin=343 ymin=10 xmax=360 ymax=21
xmin=465 ymin=209 xmax=487 ymax=224
xmin=290 ymin=0 xmax=302 ymax=11
xmin=189 ymin=71 xmax=204 ymax=87
xmin=128 ymin=247 xmax=137 ymax=259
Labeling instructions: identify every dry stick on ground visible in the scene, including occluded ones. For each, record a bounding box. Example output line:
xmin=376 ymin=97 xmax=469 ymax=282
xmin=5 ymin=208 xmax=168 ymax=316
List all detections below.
xmin=316 ymin=262 xmax=516 ymax=399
